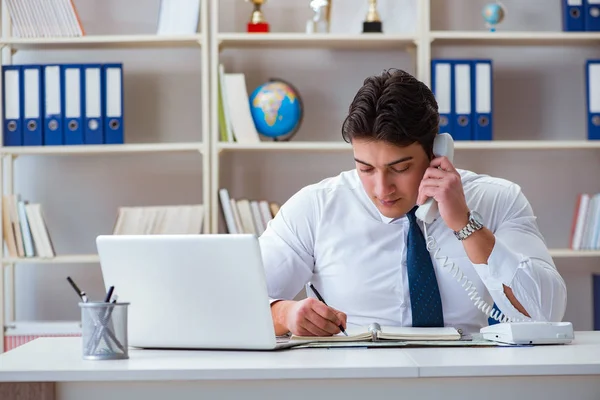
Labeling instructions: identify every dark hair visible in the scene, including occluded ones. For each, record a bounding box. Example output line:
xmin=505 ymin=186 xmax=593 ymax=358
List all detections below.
xmin=341 ymin=68 xmax=439 ymax=157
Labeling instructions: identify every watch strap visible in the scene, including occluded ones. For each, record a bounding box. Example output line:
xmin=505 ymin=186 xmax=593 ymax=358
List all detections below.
xmin=454 ymin=212 xmax=483 ymax=240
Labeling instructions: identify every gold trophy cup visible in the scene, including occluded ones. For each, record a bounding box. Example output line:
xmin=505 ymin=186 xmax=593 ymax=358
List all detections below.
xmin=363 ymin=0 xmax=382 ymax=33
xmin=246 ymin=0 xmax=269 ymax=33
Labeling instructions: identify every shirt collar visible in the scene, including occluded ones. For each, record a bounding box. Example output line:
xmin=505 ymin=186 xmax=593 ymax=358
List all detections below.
xmin=379 ymin=213 xmax=396 ymax=224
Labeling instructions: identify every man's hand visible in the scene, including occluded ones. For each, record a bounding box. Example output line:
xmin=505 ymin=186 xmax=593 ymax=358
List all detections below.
xmin=271 ymin=298 xmax=347 ymax=336
xmin=417 ymin=156 xmax=470 ymax=232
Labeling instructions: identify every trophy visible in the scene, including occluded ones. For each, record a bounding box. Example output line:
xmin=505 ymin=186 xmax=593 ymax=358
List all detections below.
xmin=306 ymin=0 xmax=330 ymax=34
xmin=246 ymin=0 xmax=269 ymax=33
xmin=362 ymin=0 xmax=382 ymax=33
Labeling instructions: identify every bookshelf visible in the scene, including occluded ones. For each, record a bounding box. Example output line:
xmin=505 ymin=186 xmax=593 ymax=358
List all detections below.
xmin=217 ymin=32 xmax=417 ymax=49
xmin=0 ymin=142 xmax=204 ymax=156
xmin=549 ymin=249 xmax=600 ymax=259
xmin=217 ymin=140 xmax=600 ymax=153
xmin=209 ymin=0 xmax=600 ymax=331
xmin=2 ymin=254 xmax=99 ymax=264
xmin=0 ymin=34 xmax=204 ymax=50
xmin=1 ymin=0 xmax=600 ymax=353
xmin=429 ymin=30 xmax=600 ymax=46
xmin=0 ymin=0 xmax=210 ymax=352
xmin=208 ymin=0 xmax=600 ymax=234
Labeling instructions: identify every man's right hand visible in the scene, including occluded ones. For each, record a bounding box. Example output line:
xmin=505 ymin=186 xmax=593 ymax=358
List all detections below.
xmin=271 ymin=298 xmax=347 ymax=337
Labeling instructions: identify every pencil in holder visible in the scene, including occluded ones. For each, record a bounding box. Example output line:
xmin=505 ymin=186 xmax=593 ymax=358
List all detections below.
xmin=79 ymin=302 xmax=129 ymax=360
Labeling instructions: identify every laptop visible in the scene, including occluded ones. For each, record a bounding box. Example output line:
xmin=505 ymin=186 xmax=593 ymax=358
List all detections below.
xmin=96 ymin=234 xmax=310 ymax=350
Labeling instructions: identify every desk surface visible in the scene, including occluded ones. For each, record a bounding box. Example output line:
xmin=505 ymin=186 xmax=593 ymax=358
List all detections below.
xmin=1 ymin=332 xmax=600 ymax=382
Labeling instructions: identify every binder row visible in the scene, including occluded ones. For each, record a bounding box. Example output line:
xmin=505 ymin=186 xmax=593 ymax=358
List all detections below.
xmin=586 ymin=60 xmax=600 ymax=140
xmin=562 ymin=0 xmax=600 ymax=31
xmin=430 ymin=59 xmax=493 ymax=141
xmin=5 ymin=0 xmax=85 ymax=38
xmin=2 ymin=63 xmax=124 ymax=147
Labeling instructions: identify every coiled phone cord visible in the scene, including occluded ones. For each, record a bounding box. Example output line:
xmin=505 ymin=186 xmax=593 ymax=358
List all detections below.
xmin=422 ymin=223 xmax=523 ymax=324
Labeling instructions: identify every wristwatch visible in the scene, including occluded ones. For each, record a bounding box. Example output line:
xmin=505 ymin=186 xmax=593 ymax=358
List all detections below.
xmin=454 ymin=210 xmax=484 ymax=241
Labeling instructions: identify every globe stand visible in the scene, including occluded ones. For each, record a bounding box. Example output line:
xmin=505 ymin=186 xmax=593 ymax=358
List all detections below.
xmin=270 ymin=129 xmax=299 ymax=142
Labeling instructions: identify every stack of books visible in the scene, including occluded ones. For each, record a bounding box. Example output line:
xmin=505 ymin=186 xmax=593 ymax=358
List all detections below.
xmin=218 ymin=188 xmax=280 ymax=235
xmin=217 ymin=64 xmax=261 ymax=144
xmin=112 ymin=205 xmax=205 ymax=235
xmin=2 ymin=194 xmax=54 ymax=259
xmin=5 ymin=0 xmax=85 ymax=38
xmin=156 ymin=0 xmax=201 ymax=35
xmin=570 ymin=193 xmax=600 ymax=250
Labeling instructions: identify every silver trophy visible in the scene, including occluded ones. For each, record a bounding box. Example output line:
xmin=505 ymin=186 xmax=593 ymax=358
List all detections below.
xmin=306 ymin=0 xmax=330 ymax=33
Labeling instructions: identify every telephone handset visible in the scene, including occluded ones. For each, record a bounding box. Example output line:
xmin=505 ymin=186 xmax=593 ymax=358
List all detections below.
xmin=414 ymin=133 xmax=455 ymax=224
xmin=413 ymin=133 xmax=521 ymax=325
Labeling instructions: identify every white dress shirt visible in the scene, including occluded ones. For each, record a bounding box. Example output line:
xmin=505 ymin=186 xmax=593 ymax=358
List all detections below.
xmin=259 ymin=168 xmax=567 ymax=334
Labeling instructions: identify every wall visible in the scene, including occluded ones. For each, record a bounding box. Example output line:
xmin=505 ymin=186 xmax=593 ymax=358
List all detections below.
xmin=6 ymin=0 xmax=599 ymax=330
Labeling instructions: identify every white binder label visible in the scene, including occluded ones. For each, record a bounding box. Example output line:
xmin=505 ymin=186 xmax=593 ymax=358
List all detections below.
xmin=475 ymin=63 xmax=491 ymax=113
xmin=65 ymin=69 xmax=81 ymax=118
xmin=44 ymin=66 xmax=61 ymax=115
xmin=567 ymin=0 xmax=582 ymax=6
xmin=85 ymin=68 xmax=101 ymax=118
xmin=24 ymin=69 xmax=40 ymax=119
xmin=4 ymin=70 xmax=20 ymax=119
xmin=588 ymin=0 xmax=600 ymax=4
xmin=106 ymin=68 xmax=122 ymax=118
xmin=435 ymin=63 xmax=451 ymax=114
xmin=590 ymin=64 xmax=600 ymax=113
xmin=455 ymin=64 xmax=471 ymax=114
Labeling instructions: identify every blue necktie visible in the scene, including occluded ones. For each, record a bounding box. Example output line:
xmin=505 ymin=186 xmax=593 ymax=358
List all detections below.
xmin=406 ymin=206 xmax=445 ymax=327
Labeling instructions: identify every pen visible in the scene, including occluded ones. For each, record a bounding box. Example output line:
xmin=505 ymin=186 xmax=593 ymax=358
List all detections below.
xmin=104 ymin=286 xmax=114 ymax=303
xmin=309 ymin=283 xmax=348 ymax=336
xmin=91 ymin=295 xmax=121 ymax=354
xmin=66 ymin=276 xmax=88 ymax=303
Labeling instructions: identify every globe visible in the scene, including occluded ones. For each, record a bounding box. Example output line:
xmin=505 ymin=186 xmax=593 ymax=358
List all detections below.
xmin=482 ymin=3 xmax=505 ymax=32
xmin=249 ymin=79 xmax=303 ymax=140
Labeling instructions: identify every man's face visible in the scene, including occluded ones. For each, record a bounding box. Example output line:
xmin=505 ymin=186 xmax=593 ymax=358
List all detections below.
xmin=352 ymin=138 xmax=430 ymax=219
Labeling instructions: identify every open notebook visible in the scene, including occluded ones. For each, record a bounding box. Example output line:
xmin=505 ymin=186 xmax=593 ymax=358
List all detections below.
xmin=291 ymin=323 xmax=462 ymax=342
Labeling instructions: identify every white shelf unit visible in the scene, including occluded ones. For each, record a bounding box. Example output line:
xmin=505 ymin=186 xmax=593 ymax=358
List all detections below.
xmin=0 ymin=142 xmax=205 ymax=156
xmin=217 ymin=32 xmax=418 ymax=49
xmin=430 ymin=30 xmax=600 ymax=46
xmin=0 ymin=34 xmax=204 ymax=50
xmin=0 ymin=0 xmax=210 ymax=352
xmin=209 ymin=0 xmax=600 ymax=235
xmin=2 ymin=254 xmax=99 ymax=264
xmin=216 ymin=140 xmax=600 ymax=153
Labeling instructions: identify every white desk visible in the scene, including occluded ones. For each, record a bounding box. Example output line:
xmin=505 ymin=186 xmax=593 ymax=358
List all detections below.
xmin=1 ymin=332 xmax=600 ymax=400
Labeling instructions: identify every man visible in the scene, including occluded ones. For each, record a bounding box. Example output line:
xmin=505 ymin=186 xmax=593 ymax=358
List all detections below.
xmin=259 ymin=69 xmax=567 ymax=336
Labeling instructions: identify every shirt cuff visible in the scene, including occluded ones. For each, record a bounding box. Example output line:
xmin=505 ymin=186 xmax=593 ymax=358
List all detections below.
xmin=269 ymin=298 xmax=283 ymax=306
xmin=473 ymin=236 xmax=524 ymax=286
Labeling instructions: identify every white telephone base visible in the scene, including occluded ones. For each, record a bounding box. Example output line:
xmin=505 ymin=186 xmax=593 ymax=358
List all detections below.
xmin=480 ymin=321 xmax=574 ymax=345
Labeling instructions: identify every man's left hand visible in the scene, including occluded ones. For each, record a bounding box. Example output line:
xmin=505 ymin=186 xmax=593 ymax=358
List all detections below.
xmin=417 ymin=156 xmax=470 ymax=232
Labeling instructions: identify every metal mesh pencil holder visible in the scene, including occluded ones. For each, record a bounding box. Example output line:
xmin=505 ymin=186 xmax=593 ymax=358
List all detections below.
xmin=79 ymin=302 xmax=129 ymax=360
